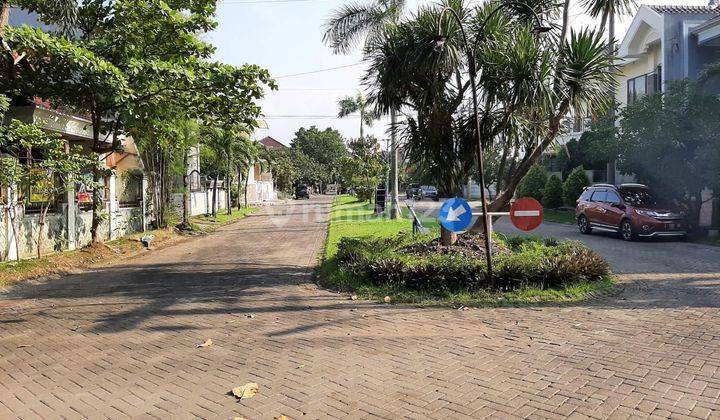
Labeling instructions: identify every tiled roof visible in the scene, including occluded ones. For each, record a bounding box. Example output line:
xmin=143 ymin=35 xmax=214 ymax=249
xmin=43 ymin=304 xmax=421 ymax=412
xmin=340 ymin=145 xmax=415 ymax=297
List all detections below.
xmin=648 ymin=5 xmax=720 ymax=14
xmin=259 ymin=136 xmax=288 ymax=150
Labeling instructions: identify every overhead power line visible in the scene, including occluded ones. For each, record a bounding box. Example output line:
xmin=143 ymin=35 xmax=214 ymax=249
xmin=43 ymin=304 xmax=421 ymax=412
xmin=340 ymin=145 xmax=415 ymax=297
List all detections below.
xmin=275 ymin=62 xmax=365 ymax=79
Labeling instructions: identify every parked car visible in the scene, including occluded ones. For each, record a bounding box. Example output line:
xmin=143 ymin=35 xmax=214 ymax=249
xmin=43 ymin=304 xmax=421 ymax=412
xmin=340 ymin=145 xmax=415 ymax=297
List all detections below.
xmin=419 ymin=185 xmax=439 ymax=201
xmin=294 ymin=184 xmax=310 ymax=200
xmin=575 ymin=183 xmax=687 ymax=241
xmin=406 ymin=183 xmax=422 ymax=199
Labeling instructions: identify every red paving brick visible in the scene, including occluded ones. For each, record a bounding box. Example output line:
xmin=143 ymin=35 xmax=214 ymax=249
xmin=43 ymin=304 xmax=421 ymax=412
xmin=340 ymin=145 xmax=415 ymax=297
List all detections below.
xmin=1 ymin=197 xmax=719 ymax=419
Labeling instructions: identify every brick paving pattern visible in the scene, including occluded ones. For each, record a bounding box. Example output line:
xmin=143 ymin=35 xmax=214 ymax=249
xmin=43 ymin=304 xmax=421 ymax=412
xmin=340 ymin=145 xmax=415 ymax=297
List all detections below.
xmin=1 ymin=197 xmax=719 ymax=419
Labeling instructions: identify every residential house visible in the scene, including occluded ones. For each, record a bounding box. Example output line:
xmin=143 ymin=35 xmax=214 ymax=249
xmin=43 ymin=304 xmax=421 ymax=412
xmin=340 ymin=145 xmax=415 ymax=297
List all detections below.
xmin=1 ymin=11 xmax=147 ymax=261
xmin=244 ymin=136 xmax=284 ymax=203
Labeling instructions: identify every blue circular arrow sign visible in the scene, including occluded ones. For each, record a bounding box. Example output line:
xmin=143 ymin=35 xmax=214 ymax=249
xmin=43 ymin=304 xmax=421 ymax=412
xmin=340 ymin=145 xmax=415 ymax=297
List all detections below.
xmin=438 ymin=198 xmax=473 ymax=233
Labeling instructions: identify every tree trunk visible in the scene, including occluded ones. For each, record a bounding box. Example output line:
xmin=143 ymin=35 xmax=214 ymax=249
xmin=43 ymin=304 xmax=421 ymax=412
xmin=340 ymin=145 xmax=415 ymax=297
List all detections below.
xmin=560 ymin=0 xmax=570 ymax=42
xmin=244 ymin=170 xmax=249 ymax=208
xmin=440 ymin=226 xmax=457 ymax=246
xmin=226 ymin=169 xmax=232 ymax=215
xmin=236 ymin=166 xmax=242 ymax=209
xmin=211 ymin=175 xmax=218 ymax=217
xmin=0 ymin=1 xmax=10 ymax=31
xmin=8 ymin=203 xmax=19 ymax=261
xmin=182 ymin=152 xmax=190 ymax=228
xmin=90 ymin=166 xmax=103 ymax=243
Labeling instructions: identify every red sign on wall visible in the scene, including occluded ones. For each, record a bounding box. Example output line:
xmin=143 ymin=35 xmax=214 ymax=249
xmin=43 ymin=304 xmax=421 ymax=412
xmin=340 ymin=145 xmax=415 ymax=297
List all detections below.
xmin=510 ymin=197 xmax=544 ymax=231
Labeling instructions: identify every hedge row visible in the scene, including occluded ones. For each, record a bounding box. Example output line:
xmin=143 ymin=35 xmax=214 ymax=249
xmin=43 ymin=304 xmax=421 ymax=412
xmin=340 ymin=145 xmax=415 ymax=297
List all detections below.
xmin=335 ymin=234 xmax=610 ymax=293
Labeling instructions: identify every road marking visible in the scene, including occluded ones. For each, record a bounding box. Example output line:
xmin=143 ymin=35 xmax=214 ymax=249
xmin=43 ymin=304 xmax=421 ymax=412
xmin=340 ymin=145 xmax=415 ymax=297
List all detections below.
xmin=514 ymin=210 xmax=541 ymax=217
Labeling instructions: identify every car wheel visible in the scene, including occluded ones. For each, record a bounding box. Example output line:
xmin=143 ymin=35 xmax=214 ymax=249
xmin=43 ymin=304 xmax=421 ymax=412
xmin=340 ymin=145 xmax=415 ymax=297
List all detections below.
xmin=620 ymin=219 xmax=636 ymax=241
xmin=578 ymin=215 xmax=592 ymax=234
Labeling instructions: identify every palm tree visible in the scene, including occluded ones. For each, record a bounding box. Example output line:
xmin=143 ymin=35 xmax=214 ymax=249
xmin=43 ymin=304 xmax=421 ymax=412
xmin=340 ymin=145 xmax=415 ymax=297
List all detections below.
xmin=324 ymin=0 xmax=406 ymax=218
xmin=337 ymin=92 xmax=376 ymax=139
xmin=364 ymin=1 xmax=615 ymax=213
xmin=582 ymin=0 xmax=636 ymax=184
xmin=205 ymin=127 xmax=248 ymax=216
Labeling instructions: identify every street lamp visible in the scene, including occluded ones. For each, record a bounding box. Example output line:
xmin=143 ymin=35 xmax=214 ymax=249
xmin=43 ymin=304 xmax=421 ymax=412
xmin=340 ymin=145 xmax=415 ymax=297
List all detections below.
xmin=437 ymin=3 xmax=550 ymax=286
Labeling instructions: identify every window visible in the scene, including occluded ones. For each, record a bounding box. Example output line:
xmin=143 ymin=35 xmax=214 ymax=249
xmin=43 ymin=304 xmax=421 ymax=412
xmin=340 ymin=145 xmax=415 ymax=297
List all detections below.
xmin=627 ymin=67 xmax=662 ymax=105
xmin=606 ymin=191 xmax=621 ymax=204
xmin=590 ymin=190 xmax=607 ymax=202
xmin=579 ymin=189 xmax=593 ymax=202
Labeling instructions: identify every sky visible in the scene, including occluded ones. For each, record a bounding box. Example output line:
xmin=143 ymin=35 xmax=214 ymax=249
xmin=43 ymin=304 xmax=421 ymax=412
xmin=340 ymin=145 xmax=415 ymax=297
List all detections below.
xmin=208 ymin=0 xmax=711 ymax=146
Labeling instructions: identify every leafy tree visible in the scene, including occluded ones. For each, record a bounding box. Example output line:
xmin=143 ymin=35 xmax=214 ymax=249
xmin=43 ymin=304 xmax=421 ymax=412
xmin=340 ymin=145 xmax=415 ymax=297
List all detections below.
xmin=364 ymin=1 xmax=615 ymax=222
xmin=0 ymin=0 xmax=77 ymax=33
xmin=339 ymin=136 xmax=387 ymax=202
xmin=337 ymin=92 xmax=377 ymax=139
xmin=563 ymin=166 xmax=591 ymax=206
xmin=542 ymin=175 xmax=564 ymax=209
xmin=516 ymin=164 xmax=548 ymax=202
xmin=269 ymin=149 xmax=298 ymax=195
xmin=290 ymin=126 xmax=347 ymax=189
xmin=616 ymin=81 xmax=720 ymax=229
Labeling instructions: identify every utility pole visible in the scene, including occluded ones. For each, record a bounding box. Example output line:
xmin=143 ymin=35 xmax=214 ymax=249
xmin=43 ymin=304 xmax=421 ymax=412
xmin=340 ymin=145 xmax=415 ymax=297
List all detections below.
xmin=389 ymin=108 xmax=400 ymax=219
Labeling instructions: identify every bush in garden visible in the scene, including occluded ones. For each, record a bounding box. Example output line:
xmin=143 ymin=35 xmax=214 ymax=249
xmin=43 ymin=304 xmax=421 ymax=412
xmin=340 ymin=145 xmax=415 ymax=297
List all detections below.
xmin=334 ymin=232 xmax=611 ymax=294
xmin=516 ymin=164 xmax=548 ymax=202
xmin=542 ymin=175 xmax=564 ymax=209
xmin=563 ymin=166 xmax=591 ymax=206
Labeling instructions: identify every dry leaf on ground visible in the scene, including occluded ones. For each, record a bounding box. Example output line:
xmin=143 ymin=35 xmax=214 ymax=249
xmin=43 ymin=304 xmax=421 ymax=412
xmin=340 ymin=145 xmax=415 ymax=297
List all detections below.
xmin=231 ymin=382 xmax=259 ymax=399
xmin=274 ymin=416 xmax=288 ymax=420
xmin=383 ymin=296 xmax=391 ymax=303
xmin=196 ymin=339 xmax=213 ymax=348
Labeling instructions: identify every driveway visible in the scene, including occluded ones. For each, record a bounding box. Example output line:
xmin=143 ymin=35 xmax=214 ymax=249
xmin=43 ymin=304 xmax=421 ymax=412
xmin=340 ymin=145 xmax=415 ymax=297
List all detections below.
xmin=1 ymin=197 xmax=719 ymax=419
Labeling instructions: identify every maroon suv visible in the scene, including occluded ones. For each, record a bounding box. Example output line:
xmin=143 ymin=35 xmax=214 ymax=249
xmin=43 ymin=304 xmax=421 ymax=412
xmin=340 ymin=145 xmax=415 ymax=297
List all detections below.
xmin=575 ymin=184 xmax=687 ymax=241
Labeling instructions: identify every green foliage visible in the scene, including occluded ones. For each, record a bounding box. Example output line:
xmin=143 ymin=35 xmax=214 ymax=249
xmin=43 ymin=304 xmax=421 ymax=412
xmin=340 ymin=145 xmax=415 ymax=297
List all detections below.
xmin=269 ymin=149 xmax=299 ymax=194
xmin=563 ymin=166 xmax=590 ymax=206
xmin=334 ymin=233 xmax=610 ymax=293
xmin=291 ymin=126 xmax=348 ymax=186
xmin=542 ymin=175 xmax=564 ymax=209
xmin=362 ymin=1 xmax=615 ymax=203
xmin=339 ymin=136 xmax=386 ymax=202
xmin=516 ymin=164 xmax=548 ymax=202
xmin=616 ymin=81 xmax=720 ymax=228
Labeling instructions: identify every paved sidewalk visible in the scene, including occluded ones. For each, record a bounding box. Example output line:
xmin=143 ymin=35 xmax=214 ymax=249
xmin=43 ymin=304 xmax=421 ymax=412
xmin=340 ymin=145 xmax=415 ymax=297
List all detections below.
xmin=1 ymin=197 xmax=719 ymax=419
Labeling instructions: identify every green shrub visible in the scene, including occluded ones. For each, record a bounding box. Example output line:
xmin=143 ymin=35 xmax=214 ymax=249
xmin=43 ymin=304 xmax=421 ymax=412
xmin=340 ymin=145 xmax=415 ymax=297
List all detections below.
xmin=516 ymin=164 xmax=548 ymax=202
xmin=334 ymin=232 xmax=611 ymax=294
xmin=542 ymin=175 xmax=564 ymax=209
xmin=563 ymin=166 xmax=591 ymax=206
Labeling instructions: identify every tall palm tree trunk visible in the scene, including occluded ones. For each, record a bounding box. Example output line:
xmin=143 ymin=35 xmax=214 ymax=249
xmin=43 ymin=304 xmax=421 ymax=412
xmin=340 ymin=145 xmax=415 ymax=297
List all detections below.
xmin=389 ymin=108 xmax=400 ymax=219
xmin=226 ymin=165 xmax=232 ymax=215
xmin=0 ymin=1 xmax=10 ymax=30
xmin=360 ymin=109 xmax=365 ymax=139
xmin=606 ymin=10 xmax=617 ymax=185
xmin=244 ymin=169 xmax=250 ymax=208
xmin=236 ymin=166 xmax=243 ymax=209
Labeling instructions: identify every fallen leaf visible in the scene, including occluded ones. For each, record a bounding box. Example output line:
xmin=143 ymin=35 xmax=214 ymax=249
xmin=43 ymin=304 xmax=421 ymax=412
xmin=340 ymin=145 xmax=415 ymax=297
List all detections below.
xmin=234 ymin=417 xmax=249 ymax=420
xmin=383 ymin=296 xmax=391 ymax=303
xmin=246 ymin=314 xmax=255 ymax=319
xmin=296 ymin=364 xmax=305 ymax=369
xmin=274 ymin=416 xmax=288 ymax=420
xmin=70 ymin=325 xmax=79 ymax=331
xmin=16 ymin=344 xmax=32 ymax=348
xmin=231 ymin=382 xmax=259 ymax=400
xmin=350 ymin=294 xmax=358 ymax=301
xmin=196 ymin=339 xmax=213 ymax=348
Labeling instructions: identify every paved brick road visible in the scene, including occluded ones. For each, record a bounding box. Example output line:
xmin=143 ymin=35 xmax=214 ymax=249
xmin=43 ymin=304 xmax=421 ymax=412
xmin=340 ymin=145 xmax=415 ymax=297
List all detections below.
xmin=1 ymin=197 xmax=719 ymax=419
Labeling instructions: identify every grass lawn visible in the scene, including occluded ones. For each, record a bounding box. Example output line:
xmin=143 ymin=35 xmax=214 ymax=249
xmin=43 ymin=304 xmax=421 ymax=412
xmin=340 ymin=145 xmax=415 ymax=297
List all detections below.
xmin=191 ymin=207 xmax=258 ymax=227
xmin=544 ymin=209 xmax=576 ymax=225
xmin=320 ymin=196 xmax=615 ymax=307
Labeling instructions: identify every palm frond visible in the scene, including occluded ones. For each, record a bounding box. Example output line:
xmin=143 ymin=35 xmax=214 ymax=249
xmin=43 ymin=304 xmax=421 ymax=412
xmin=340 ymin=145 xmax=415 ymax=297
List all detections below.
xmin=323 ymin=2 xmax=386 ymax=55
xmin=581 ymin=0 xmax=636 ymax=19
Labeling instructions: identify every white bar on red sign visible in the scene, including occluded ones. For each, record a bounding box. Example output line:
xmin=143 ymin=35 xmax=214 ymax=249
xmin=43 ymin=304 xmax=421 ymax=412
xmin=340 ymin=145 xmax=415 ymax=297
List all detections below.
xmin=514 ymin=210 xmax=541 ymax=217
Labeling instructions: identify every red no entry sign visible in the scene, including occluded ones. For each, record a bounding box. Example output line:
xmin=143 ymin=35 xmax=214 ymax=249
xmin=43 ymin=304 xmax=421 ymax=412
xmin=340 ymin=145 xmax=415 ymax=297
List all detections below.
xmin=510 ymin=197 xmax=544 ymax=231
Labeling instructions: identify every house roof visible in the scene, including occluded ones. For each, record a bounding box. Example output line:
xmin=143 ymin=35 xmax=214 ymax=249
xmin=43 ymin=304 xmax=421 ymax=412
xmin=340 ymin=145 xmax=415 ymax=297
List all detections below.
xmin=647 ymin=5 xmax=720 ymax=14
xmin=259 ymin=136 xmax=287 ymax=150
